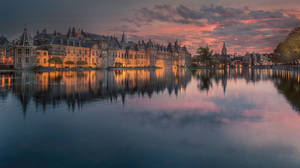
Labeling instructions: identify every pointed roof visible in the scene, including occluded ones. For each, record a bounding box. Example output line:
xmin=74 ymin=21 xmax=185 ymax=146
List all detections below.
xmin=121 ymin=32 xmax=126 ymax=44
xmin=18 ymin=28 xmax=33 ymax=46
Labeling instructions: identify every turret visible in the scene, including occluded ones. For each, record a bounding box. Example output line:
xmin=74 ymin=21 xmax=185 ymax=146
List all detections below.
xmin=121 ymin=32 xmax=126 ymax=44
xmin=222 ymin=41 xmax=227 ymax=56
xmin=19 ymin=28 xmax=32 ymax=46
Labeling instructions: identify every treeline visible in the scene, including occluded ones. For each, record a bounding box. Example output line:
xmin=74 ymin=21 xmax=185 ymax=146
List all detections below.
xmin=273 ymin=27 xmax=300 ymax=64
xmin=192 ymin=47 xmax=229 ymax=67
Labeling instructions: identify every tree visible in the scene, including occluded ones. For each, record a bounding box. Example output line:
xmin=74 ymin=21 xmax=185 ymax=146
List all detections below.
xmin=65 ymin=61 xmax=75 ymax=65
xmin=273 ymin=27 xmax=300 ymax=64
xmin=114 ymin=62 xmax=123 ymax=67
xmin=196 ymin=46 xmax=213 ymax=66
xmin=77 ymin=60 xmax=88 ymax=65
xmin=48 ymin=57 xmax=63 ymax=67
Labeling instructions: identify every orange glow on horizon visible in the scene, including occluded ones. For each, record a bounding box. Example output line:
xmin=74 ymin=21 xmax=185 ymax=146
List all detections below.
xmin=240 ymin=18 xmax=281 ymax=24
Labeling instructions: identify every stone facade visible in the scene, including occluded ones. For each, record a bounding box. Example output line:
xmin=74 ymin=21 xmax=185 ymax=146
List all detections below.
xmin=8 ymin=28 xmax=192 ymax=70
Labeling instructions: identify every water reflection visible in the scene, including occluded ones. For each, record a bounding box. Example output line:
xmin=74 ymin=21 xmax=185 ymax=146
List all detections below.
xmin=193 ymin=68 xmax=300 ymax=113
xmin=2 ymin=68 xmax=300 ymax=167
xmin=0 ymin=69 xmax=192 ymax=114
xmin=1 ymin=68 xmax=300 ymax=114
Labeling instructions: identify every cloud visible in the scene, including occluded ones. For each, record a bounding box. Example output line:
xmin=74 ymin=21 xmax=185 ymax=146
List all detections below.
xmin=120 ymin=4 xmax=300 ymax=54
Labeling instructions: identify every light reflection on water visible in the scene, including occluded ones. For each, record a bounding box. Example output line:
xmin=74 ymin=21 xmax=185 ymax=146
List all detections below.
xmin=1 ymin=68 xmax=300 ymax=168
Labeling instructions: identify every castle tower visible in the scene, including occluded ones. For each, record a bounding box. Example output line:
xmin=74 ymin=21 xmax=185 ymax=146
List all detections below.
xmin=221 ymin=41 xmax=227 ymax=56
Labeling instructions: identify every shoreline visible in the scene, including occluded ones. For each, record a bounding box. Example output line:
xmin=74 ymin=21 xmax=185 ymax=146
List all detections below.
xmin=0 ymin=66 xmax=163 ymax=73
xmin=189 ymin=65 xmax=300 ymax=71
xmin=2 ymin=65 xmax=300 ymax=72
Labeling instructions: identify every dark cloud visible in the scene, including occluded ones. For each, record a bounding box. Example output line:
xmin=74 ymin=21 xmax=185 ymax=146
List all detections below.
xmin=123 ymin=4 xmax=300 ymax=54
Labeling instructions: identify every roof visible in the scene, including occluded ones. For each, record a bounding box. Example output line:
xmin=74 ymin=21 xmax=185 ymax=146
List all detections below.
xmin=0 ymin=36 xmax=9 ymax=46
xmin=17 ymin=28 xmax=33 ymax=46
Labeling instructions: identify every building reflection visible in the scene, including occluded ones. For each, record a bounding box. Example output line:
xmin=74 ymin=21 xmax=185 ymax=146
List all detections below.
xmin=3 ymin=68 xmax=300 ymax=114
xmin=0 ymin=72 xmax=13 ymax=100
xmin=192 ymin=68 xmax=300 ymax=113
xmin=0 ymin=68 xmax=191 ymax=113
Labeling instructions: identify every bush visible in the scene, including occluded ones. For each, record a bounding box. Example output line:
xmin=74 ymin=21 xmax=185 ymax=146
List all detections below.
xmin=77 ymin=60 xmax=88 ymax=65
xmin=65 ymin=61 xmax=74 ymax=65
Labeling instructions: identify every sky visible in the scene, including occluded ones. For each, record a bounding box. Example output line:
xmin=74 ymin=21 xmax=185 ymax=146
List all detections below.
xmin=1 ymin=0 xmax=300 ymax=55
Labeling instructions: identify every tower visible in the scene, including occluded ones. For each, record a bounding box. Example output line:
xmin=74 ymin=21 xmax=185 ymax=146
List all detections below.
xmin=221 ymin=41 xmax=227 ymax=56
xmin=14 ymin=28 xmax=36 ymax=69
xmin=19 ymin=28 xmax=32 ymax=46
xmin=221 ymin=41 xmax=230 ymax=65
xmin=121 ymin=32 xmax=126 ymax=44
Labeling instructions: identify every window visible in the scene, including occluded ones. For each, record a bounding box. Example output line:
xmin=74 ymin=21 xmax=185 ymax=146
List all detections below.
xmin=18 ymin=57 xmax=21 ymax=63
xmin=44 ymin=58 xmax=47 ymax=64
xmin=36 ymin=59 xmax=40 ymax=63
xmin=44 ymin=52 xmax=47 ymax=56
xmin=18 ymin=49 xmax=22 ymax=55
xmin=26 ymin=49 xmax=30 ymax=55
xmin=25 ymin=57 xmax=29 ymax=63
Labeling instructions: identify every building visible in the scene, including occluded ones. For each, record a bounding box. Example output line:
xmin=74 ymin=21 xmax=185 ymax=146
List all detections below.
xmin=12 ymin=28 xmax=36 ymax=69
xmin=7 ymin=27 xmax=192 ymax=70
xmin=0 ymin=36 xmax=13 ymax=66
xmin=243 ymin=52 xmax=273 ymax=66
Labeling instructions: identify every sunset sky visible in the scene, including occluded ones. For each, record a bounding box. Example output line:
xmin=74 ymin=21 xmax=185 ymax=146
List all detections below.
xmin=1 ymin=0 xmax=300 ymax=55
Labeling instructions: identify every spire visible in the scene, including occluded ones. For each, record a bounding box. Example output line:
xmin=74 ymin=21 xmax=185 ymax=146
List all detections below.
xmin=72 ymin=27 xmax=76 ymax=37
xmin=121 ymin=32 xmax=126 ymax=44
xmin=19 ymin=28 xmax=32 ymax=46
xmin=222 ymin=41 xmax=227 ymax=56
xmin=67 ymin=27 xmax=72 ymax=37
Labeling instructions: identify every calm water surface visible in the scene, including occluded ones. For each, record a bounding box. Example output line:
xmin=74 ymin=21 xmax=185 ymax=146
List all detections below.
xmin=1 ymin=68 xmax=300 ymax=168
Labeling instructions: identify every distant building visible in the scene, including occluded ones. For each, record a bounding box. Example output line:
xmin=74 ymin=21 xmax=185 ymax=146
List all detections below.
xmin=221 ymin=42 xmax=227 ymax=56
xmin=243 ymin=52 xmax=273 ymax=66
xmin=221 ymin=42 xmax=231 ymax=65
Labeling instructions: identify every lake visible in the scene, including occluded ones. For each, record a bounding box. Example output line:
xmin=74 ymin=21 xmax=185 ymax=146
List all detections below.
xmin=1 ymin=68 xmax=300 ymax=168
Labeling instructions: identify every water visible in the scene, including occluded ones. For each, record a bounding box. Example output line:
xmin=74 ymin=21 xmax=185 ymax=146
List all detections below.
xmin=0 ymin=68 xmax=300 ymax=168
